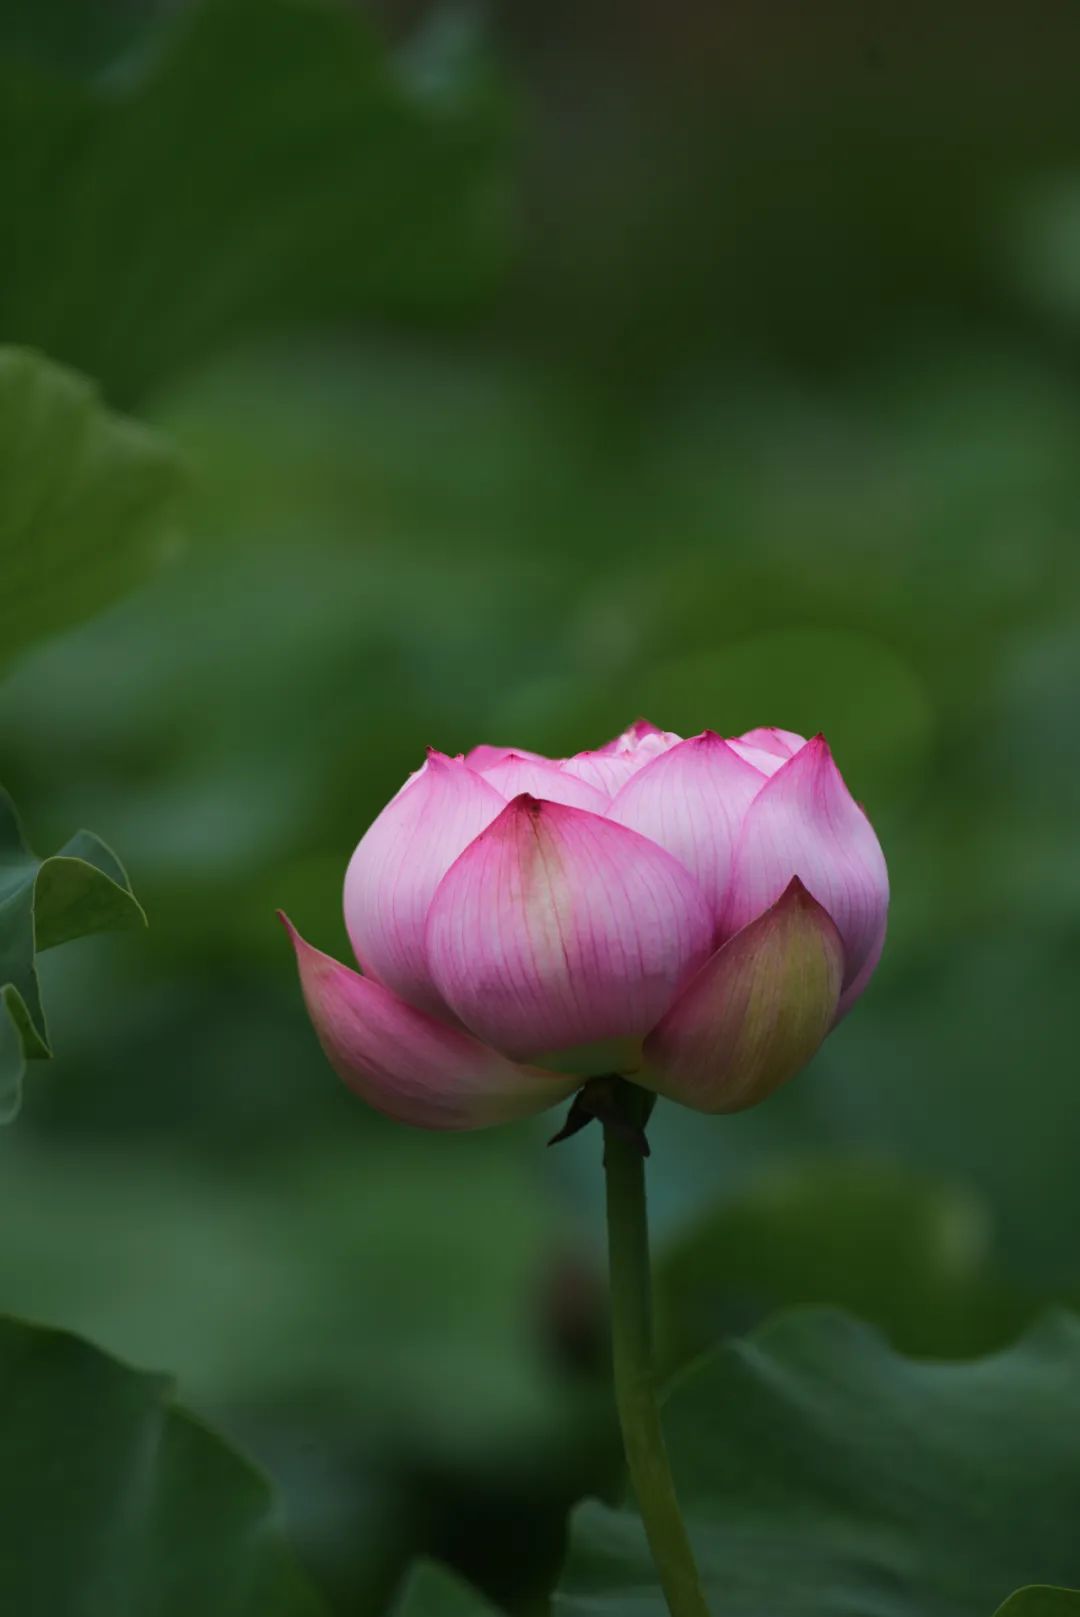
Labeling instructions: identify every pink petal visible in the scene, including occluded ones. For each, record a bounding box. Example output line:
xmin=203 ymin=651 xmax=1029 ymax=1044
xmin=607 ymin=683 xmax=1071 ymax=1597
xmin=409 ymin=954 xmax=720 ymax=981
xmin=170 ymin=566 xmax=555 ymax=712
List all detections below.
xmin=343 ymin=751 xmax=505 ymax=1014
xmin=479 ymin=754 xmax=609 ymax=813
xmin=282 ymin=915 xmax=576 ymax=1130
xmin=596 ymin=719 xmax=683 ymax=757
xmin=726 ymin=741 xmax=788 ymax=776
xmin=559 ymin=750 xmax=643 ymax=800
xmin=643 ymin=878 xmax=844 ymax=1113
xmin=606 ymin=731 xmax=766 ymax=925
xmin=465 ymin=743 xmax=548 ymax=770
xmin=736 ymin=726 xmax=807 ymax=759
xmin=596 ymin=718 xmax=667 ymax=754
xmin=722 ymin=735 xmax=889 ymax=991
xmin=425 ymin=796 xmax=713 ymax=1059
xmin=834 ymin=915 xmax=887 ymax=1022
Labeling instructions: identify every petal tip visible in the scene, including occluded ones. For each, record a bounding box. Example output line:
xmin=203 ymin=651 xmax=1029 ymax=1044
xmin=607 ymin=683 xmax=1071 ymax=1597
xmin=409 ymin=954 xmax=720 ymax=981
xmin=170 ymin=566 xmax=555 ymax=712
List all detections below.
xmin=508 ymin=791 xmax=543 ymax=811
xmin=764 ymin=731 xmax=837 ymax=787
xmin=780 ymin=874 xmax=814 ymax=905
xmin=772 ymin=875 xmax=842 ymax=938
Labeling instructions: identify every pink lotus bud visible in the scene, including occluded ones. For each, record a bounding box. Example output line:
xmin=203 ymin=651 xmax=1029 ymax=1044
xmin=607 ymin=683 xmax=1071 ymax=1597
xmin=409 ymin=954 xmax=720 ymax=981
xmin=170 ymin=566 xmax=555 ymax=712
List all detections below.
xmin=283 ymin=724 xmax=888 ymax=1128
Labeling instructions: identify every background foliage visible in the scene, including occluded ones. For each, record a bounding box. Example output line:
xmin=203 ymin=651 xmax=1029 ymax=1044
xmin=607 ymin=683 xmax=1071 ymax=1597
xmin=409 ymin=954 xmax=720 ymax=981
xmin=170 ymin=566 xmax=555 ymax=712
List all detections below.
xmin=2 ymin=0 xmax=1080 ymax=1612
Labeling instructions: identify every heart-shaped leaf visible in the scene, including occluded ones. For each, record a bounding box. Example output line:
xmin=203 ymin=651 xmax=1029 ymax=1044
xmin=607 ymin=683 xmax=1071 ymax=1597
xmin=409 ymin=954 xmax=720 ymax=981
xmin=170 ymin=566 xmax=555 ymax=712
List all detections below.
xmin=0 ymin=346 xmax=185 ymax=674
xmin=0 ymin=1315 xmax=330 ymax=1617
xmin=394 ymin=1559 xmax=502 ymax=1615
xmin=0 ymin=788 xmax=145 ymax=1119
xmin=555 ymin=1310 xmax=1080 ymax=1617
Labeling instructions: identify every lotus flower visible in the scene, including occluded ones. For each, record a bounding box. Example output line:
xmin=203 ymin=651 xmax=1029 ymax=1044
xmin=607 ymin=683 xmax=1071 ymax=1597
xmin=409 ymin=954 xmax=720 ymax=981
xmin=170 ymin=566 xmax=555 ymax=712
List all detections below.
xmin=281 ymin=721 xmax=888 ymax=1129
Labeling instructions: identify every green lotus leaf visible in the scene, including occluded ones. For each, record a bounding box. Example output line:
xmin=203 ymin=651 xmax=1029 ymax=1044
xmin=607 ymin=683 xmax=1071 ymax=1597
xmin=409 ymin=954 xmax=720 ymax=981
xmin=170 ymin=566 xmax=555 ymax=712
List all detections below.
xmin=0 ymin=1314 xmax=331 ymax=1616
xmin=0 ymin=788 xmax=145 ymax=1119
xmin=556 ymin=1310 xmax=1080 ymax=1616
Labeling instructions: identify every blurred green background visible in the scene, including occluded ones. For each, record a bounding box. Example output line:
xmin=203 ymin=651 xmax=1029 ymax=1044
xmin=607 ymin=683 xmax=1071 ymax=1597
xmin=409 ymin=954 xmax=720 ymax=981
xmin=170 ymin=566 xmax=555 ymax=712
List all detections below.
xmin=2 ymin=0 xmax=1080 ymax=1611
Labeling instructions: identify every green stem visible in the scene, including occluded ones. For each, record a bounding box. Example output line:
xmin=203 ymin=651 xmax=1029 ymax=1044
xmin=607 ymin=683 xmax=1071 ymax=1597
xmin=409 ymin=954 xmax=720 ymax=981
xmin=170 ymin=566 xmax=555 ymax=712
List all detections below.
xmin=603 ymin=1105 xmax=711 ymax=1617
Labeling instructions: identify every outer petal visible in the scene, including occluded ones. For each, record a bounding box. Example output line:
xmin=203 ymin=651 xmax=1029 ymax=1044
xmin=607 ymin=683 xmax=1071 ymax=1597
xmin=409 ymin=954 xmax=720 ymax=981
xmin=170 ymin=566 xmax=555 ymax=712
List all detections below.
xmin=425 ymin=796 xmax=714 ymax=1059
xmin=465 ymin=743 xmax=548 ymax=770
xmin=282 ymin=915 xmax=577 ymax=1129
xmin=479 ymin=754 xmax=609 ymax=812
xmin=642 ymin=878 xmax=844 ymax=1113
xmin=606 ymin=732 xmax=766 ymax=925
xmin=343 ymin=751 xmax=505 ymax=1014
xmin=722 ymin=735 xmax=889 ymax=991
